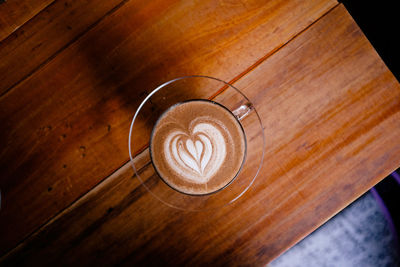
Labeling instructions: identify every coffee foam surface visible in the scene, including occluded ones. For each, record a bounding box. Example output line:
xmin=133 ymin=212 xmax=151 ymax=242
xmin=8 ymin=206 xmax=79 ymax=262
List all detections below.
xmin=150 ymin=100 xmax=246 ymax=195
xmin=164 ymin=118 xmax=227 ymax=184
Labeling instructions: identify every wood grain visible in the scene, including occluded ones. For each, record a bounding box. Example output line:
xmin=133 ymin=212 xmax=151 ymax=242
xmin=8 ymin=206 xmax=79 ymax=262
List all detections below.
xmin=0 ymin=0 xmax=53 ymax=42
xmin=2 ymin=5 xmax=399 ymax=265
xmin=0 ymin=0 xmax=128 ymax=96
xmin=0 ymin=0 xmax=337 ymax=255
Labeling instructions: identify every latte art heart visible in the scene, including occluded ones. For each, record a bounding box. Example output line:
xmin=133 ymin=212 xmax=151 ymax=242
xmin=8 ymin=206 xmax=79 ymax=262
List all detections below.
xmin=165 ymin=122 xmax=226 ymax=184
xmin=150 ymin=100 xmax=246 ymax=195
xmin=176 ymin=135 xmax=209 ymax=174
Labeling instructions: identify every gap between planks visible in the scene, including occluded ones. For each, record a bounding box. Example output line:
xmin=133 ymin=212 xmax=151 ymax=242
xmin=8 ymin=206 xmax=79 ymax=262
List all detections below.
xmin=0 ymin=0 xmax=56 ymax=43
xmin=0 ymin=0 xmax=130 ymax=99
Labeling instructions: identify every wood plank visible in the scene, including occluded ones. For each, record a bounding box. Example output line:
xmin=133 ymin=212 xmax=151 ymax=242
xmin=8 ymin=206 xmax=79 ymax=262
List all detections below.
xmin=0 ymin=0 xmax=53 ymax=42
xmin=0 ymin=0 xmax=337 ymax=255
xmin=2 ymin=4 xmax=399 ymax=265
xmin=0 ymin=0 xmax=129 ymax=96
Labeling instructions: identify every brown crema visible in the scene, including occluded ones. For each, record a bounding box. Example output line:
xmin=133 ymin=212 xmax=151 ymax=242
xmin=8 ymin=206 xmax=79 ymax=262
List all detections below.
xmin=150 ymin=100 xmax=246 ymax=195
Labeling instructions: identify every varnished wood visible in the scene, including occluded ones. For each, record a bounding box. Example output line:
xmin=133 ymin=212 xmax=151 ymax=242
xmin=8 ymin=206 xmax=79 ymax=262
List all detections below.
xmin=0 ymin=0 xmax=337 ymax=255
xmin=0 ymin=0 xmax=128 ymax=95
xmin=0 ymin=0 xmax=53 ymax=42
xmin=1 ymin=5 xmax=399 ymax=265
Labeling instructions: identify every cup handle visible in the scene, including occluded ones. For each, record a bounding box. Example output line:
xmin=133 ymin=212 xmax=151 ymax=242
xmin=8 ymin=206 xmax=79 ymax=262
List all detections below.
xmin=232 ymin=103 xmax=253 ymax=121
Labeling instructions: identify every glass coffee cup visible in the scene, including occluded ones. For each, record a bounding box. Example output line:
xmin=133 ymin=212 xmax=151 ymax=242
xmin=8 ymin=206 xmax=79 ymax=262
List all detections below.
xmin=129 ymin=76 xmax=265 ymax=211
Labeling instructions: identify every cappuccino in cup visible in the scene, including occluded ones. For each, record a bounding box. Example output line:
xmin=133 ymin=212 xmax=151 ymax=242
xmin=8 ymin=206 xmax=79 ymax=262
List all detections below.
xmin=150 ymin=100 xmax=246 ymax=195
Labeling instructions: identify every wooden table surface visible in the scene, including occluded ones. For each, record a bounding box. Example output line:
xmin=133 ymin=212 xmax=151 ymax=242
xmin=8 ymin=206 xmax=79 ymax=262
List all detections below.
xmin=1 ymin=0 xmax=399 ymax=265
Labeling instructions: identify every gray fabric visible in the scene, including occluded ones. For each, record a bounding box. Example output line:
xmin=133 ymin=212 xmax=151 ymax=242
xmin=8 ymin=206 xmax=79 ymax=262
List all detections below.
xmin=270 ymin=192 xmax=400 ymax=267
